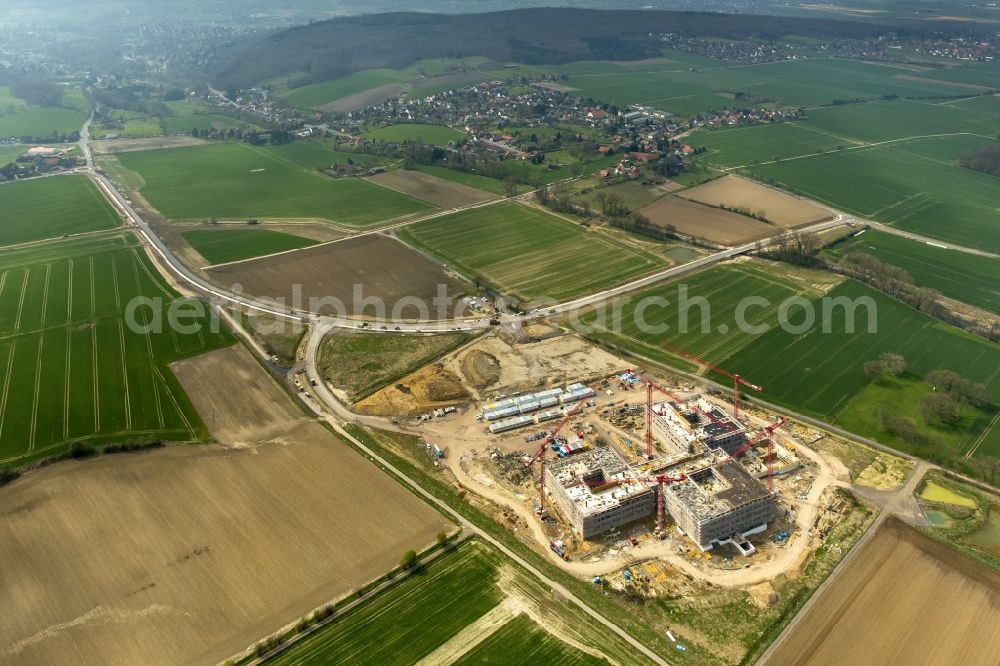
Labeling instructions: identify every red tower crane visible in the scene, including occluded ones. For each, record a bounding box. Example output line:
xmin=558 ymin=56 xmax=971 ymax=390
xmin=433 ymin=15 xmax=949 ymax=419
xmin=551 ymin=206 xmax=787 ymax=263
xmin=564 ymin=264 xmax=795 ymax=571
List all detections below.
xmin=580 ymin=472 xmax=687 ymax=535
xmin=641 ymin=375 xmax=729 ymax=460
xmin=729 ymin=416 xmax=785 ymax=491
xmin=525 ymin=397 xmax=588 ymax=518
xmin=658 ymin=341 xmax=762 ymax=419
xmin=643 ymin=473 xmax=687 ymax=535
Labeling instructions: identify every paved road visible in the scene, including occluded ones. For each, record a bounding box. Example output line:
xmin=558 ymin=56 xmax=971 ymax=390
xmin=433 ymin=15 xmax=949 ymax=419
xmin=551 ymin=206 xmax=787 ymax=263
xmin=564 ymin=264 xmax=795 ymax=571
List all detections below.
xmin=72 ymin=108 xmax=999 ymax=665
xmin=863 ymin=218 xmax=1000 ymax=259
xmin=297 ymin=333 xmax=670 ymax=666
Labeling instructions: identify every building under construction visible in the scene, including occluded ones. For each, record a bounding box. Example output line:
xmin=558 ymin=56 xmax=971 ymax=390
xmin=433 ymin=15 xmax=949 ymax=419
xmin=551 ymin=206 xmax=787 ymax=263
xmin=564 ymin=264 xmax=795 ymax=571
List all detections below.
xmin=545 ymin=448 xmax=654 ymax=539
xmin=651 ymin=397 xmax=747 ymax=456
xmin=657 ymin=448 xmax=781 ymax=551
xmin=545 ymin=445 xmax=779 ymax=549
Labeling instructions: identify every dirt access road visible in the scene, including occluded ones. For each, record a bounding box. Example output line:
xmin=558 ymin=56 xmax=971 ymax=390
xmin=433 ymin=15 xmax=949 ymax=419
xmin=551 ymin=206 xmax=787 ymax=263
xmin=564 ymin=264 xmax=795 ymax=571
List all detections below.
xmin=300 ymin=322 xmax=671 ymax=666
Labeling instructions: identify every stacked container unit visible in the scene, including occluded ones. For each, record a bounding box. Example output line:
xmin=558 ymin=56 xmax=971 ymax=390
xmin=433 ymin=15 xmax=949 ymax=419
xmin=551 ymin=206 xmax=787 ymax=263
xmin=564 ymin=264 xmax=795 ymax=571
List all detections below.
xmin=558 ymin=441 xmax=588 ymax=457
xmin=483 ymin=405 xmax=519 ymax=421
xmin=488 ymin=415 xmax=535 ymax=434
xmin=535 ymin=410 xmax=562 ymax=423
xmin=538 ymin=395 xmax=560 ymax=409
xmin=517 ymin=400 xmax=541 ymax=415
xmin=560 ymin=386 xmax=595 ymax=404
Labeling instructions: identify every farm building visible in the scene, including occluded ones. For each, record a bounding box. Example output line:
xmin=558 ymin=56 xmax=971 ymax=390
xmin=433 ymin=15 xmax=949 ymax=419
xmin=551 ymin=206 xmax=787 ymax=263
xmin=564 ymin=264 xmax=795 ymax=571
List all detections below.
xmin=659 ymin=448 xmax=780 ymax=552
xmin=650 ymin=397 xmax=746 ymax=456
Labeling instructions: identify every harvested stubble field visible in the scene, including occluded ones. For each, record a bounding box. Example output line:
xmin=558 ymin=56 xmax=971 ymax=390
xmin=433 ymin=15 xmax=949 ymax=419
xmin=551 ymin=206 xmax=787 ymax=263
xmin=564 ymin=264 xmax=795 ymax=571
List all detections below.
xmin=0 ymin=344 xmax=451 ymax=665
xmin=115 ymin=141 xmax=433 ymax=228
xmin=366 ymin=169 xmax=496 ymax=208
xmin=206 ymin=234 xmax=468 ymax=317
xmin=0 ymin=234 xmax=233 ymax=463
xmin=0 ymin=175 xmax=121 ymax=247
xmin=397 ymin=202 xmax=665 ymax=304
xmin=637 ymin=195 xmax=775 ymax=246
xmin=765 ymin=517 xmax=1000 ymax=665
xmin=677 ymin=175 xmax=830 ymax=229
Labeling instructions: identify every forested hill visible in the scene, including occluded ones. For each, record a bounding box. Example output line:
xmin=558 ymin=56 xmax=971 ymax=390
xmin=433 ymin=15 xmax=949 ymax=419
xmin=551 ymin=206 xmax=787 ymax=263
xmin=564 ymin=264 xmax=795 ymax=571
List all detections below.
xmin=208 ymin=8 xmax=921 ymax=92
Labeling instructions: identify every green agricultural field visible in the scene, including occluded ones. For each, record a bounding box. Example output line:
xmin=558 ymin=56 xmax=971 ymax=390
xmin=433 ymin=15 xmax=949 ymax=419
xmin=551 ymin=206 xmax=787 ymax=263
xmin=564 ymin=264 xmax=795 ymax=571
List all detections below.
xmin=694 ymin=98 xmax=1000 ymax=168
xmin=116 ymin=141 xmax=434 ymax=227
xmin=280 ymin=58 xmax=517 ymax=110
xmin=0 ymin=86 xmax=87 ymax=139
xmin=161 ymin=101 xmax=260 ymax=135
xmin=801 ymin=98 xmax=1000 ymax=144
xmin=397 ymin=202 xmax=666 ymax=303
xmin=281 ymin=69 xmax=412 ymax=109
xmin=265 ymin=539 xmax=619 ymax=666
xmin=553 ymin=56 xmax=967 ymax=117
xmin=726 ymin=280 xmax=1000 ymax=417
xmin=0 ymin=234 xmax=233 ymax=464
xmin=825 ymin=230 xmax=1000 ymax=316
xmin=413 ymin=163 xmax=506 ymax=194
xmin=265 ymin=542 xmax=503 ymax=665
xmin=364 ymin=123 xmax=466 ymax=145
xmin=161 ymin=113 xmax=249 ymax=134
xmin=0 ymin=175 xmax=121 ymax=246
xmin=0 ymin=144 xmax=24 ymax=167
xmin=912 ymin=60 xmax=1000 ymax=89
xmin=694 ymin=122 xmax=845 ymax=168
xmin=181 ymin=228 xmax=319 ymax=265
xmin=578 ymin=262 xmax=822 ymax=374
xmin=580 ymin=262 xmax=1000 ymax=472
xmin=453 ymin=614 xmax=607 ymax=666
xmin=745 ymin=135 xmax=1000 ymax=250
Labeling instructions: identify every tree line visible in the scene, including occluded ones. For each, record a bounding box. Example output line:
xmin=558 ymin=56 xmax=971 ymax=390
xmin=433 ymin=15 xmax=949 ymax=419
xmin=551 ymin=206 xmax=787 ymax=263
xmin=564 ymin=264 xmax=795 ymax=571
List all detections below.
xmin=209 ymin=8 xmax=964 ymax=92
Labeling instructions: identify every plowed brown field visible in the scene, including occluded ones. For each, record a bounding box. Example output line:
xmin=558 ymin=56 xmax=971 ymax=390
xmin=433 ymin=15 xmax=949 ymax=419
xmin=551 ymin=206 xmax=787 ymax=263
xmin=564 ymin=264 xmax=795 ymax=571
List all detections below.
xmin=0 ymin=345 xmax=450 ymax=665
xmin=638 ymin=195 xmax=775 ymax=245
xmin=766 ymin=516 xmax=1000 ymax=666
xmin=678 ymin=175 xmax=831 ymax=228
xmin=207 ymin=234 xmax=468 ymax=317
xmin=367 ymin=170 xmax=495 ymax=208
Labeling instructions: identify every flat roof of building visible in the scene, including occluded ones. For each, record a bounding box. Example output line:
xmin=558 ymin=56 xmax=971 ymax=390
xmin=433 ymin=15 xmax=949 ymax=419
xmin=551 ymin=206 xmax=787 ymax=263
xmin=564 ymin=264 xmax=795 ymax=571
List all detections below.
xmin=548 ymin=447 xmax=651 ymax=517
xmin=663 ymin=448 xmax=771 ymax=522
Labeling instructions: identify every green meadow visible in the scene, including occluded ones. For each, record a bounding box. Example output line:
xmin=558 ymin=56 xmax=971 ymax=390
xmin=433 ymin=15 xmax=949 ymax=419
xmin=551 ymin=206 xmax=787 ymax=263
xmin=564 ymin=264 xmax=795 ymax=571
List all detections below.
xmin=116 ymin=141 xmax=434 ymax=227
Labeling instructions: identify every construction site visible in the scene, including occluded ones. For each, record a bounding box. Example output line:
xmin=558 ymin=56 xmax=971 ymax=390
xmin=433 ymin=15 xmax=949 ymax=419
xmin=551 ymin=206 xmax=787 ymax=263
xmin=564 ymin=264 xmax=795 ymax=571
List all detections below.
xmin=443 ymin=355 xmax=801 ymax=561
xmin=337 ymin=329 xmax=865 ymax=596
